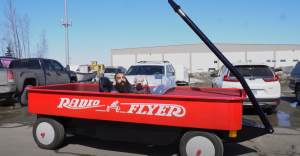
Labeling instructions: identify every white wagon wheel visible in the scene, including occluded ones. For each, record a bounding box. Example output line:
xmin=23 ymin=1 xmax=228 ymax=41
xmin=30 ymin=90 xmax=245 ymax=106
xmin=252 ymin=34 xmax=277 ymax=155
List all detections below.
xmin=179 ymin=131 xmax=223 ymax=156
xmin=33 ymin=117 xmax=65 ymax=150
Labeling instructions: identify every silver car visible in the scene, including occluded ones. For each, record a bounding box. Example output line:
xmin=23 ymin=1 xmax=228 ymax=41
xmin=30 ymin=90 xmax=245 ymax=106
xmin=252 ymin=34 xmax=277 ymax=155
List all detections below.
xmin=103 ymin=66 xmax=127 ymax=83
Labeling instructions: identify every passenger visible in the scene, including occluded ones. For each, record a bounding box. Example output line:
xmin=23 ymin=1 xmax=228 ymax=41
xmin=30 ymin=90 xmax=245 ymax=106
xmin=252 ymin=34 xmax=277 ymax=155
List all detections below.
xmin=111 ymin=72 xmax=132 ymax=93
xmin=131 ymin=75 xmax=151 ymax=94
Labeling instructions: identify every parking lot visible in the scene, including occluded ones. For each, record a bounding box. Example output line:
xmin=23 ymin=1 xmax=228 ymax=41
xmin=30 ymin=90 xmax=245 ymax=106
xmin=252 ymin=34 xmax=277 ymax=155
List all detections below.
xmin=0 ymin=85 xmax=299 ymax=156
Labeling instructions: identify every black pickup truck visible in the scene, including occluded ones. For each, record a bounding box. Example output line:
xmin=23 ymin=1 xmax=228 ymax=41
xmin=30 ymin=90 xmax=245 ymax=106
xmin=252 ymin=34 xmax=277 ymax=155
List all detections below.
xmin=0 ymin=58 xmax=77 ymax=105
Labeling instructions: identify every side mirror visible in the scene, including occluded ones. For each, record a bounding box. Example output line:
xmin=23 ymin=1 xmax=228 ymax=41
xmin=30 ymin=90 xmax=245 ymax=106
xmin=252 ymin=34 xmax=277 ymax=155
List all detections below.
xmin=210 ymin=74 xmax=216 ymax=77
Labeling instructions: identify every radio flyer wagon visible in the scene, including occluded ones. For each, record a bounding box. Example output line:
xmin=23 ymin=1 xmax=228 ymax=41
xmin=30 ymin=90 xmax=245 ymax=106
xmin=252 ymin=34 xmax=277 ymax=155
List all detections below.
xmin=27 ymin=1 xmax=274 ymax=156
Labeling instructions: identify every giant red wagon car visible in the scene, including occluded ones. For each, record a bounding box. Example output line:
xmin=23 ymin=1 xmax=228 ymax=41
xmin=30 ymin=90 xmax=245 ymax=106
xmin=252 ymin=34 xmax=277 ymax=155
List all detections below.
xmin=27 ymin=1 xmax=274 ymax=155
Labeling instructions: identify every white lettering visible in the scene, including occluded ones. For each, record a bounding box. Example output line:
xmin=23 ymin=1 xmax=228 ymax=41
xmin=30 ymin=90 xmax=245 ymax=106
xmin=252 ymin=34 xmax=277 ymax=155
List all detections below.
xmin=68 ymin=99 xmax=79 ymax=108
xmin=146 ymin=105 xmax=159 ymax=115
xmin=172 ymin=106 xmax=186 ymax=117
xmin=166 ymin=106 xmax=175 ymax=116
xmin=155 ymin=105 xmax=169 ymax=116
xmin=57 ymin=98 xmax=70 ymax=108
xmin=136 ymin=105 xmax=147 ymax=114
xmin=78 ymin=99 xmax=89 ymax=108
xmin=87 ymin=100 xmax=94 ymax=107
xmin=93 ymin=100 xmax=100 ymax=106
xmin=127 ymin=105 xmax=139 ymax=113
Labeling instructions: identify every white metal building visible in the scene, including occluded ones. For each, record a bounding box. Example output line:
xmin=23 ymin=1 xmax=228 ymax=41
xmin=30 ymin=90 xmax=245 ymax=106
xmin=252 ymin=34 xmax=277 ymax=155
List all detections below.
xmin=111 ymin=43 xmax=300 ymax=73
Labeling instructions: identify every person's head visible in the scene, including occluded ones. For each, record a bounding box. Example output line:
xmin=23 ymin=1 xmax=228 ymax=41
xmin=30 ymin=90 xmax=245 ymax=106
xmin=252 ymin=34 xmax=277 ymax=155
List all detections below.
xmin=134 ymin=75 xmax=144 ymax=86
xmin=115 ymin=72 xmax=126 ymax=85
xmin=114 ymin=72 xmax=131 ymax=93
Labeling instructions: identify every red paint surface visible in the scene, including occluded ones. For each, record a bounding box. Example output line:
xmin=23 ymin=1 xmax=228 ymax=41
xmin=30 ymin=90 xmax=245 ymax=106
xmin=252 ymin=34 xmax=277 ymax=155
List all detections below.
xmin=27 ymin=84 xmax=246 ymax=130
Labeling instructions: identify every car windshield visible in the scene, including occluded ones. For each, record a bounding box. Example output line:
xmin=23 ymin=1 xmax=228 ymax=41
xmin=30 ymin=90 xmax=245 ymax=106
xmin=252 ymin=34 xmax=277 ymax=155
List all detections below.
xmin=105 ymin=68 xmax=121 ymax=73
xmin=229 ymin=65 xmax=274 ymax=77
xmin=126 ymin=66 xmax=165 ymax=75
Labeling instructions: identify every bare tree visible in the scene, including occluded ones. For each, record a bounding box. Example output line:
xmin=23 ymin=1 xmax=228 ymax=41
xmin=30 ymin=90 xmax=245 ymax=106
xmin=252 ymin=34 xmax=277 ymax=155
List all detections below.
xmin=35 ymin=29 xmax=48 ymax=58
xmin=0 ymin=33 xmax=5 ymax=56
xmin=18 ymin=14 xmax=26 ymax=58
xmin=3 ymin=0 xmax=19 ymax=58
xmin=23 ymin=13 xmax=31 ymax=58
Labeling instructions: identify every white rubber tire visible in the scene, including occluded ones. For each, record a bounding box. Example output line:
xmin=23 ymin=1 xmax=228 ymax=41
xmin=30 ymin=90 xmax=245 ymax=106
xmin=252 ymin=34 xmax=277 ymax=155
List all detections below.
xmin=180 ymin=131 xmax=223 ymax=156
xmin=33 ymin=117 xmax=65 ymax=150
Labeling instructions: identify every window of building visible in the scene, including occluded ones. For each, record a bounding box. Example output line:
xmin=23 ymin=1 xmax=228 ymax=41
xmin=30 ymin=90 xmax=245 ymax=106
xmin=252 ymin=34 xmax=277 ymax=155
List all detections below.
xmin=237 ymin=60 xmax=242 ymax=62
xmin=280 ymin=59 xmax=286 ymax=62
xmin=214 ymin=60 xmax=217 ymax=63
xmin=272 ymin=60 xmax=276 ymax=62
xmin=247 ymin=60 xmax=252 ymax=63
xmin=266 ymin=60 xmax=271 ymax=62
xmin=293 ymin=59 xmax=299 ymax=62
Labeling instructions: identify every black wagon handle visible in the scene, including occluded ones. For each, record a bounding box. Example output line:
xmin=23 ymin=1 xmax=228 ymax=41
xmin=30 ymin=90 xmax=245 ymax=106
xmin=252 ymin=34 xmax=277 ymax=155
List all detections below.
xmin=168 ymin=0 xmax=274 ymax=133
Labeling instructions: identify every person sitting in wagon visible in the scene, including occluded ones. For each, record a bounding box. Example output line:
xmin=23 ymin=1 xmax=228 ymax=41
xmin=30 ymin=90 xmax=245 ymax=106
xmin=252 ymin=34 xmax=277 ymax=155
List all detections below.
xmin=111 ymin=72 xmax=132 ymax=93
xmin=131 ymin=75 xmax=151 ymax=94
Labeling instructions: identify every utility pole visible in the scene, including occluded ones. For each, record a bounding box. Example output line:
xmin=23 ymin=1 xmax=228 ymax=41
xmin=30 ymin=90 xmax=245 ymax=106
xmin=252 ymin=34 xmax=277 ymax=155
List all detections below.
xmin=61 ymin=0 xmax=72 ymax=66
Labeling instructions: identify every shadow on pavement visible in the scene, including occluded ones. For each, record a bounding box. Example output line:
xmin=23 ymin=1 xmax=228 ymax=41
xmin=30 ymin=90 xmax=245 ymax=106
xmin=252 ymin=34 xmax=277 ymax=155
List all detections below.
xmin=58 ymin=135 xmax=180 ymax=156
xmin=223 ymin=143 xmax=257 ymax=156
xmin=57 ymin=135 xmax=256 ymax=156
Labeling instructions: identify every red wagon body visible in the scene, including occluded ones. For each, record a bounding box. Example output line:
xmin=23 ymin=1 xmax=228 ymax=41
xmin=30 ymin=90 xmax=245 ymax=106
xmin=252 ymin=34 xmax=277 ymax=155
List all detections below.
xmin=28 ymin=83 xmax=246 ymax=131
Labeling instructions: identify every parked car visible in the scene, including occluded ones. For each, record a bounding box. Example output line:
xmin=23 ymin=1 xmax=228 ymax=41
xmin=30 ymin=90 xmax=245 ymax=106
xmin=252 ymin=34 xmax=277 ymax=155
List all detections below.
xmin=125 ymin=61 xmax=176 ymax=87
xmin=211 ymin=62 xmax=281 ymax=114
xmin=0 ymin=56 xmax=17 ymax=100
xmin=174 ymin=65 xmax=189 ymax=86
xmin=289 ymin=61 xmax=300 ymax=102
xmin=103 ymin=66 xmax=127 ymax=83
xmin=0 ymin=58 xmax=77 ymax=105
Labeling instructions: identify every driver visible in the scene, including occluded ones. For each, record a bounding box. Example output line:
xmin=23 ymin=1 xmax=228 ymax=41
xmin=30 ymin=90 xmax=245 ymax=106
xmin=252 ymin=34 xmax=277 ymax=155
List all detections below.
xmin=111 ymin=72 xmax=132 ymax=93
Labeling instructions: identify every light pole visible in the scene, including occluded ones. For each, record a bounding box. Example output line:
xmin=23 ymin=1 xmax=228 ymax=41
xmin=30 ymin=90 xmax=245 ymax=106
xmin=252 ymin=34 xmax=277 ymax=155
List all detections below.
xmin=61 ymin=0 xmax=72 ymax=66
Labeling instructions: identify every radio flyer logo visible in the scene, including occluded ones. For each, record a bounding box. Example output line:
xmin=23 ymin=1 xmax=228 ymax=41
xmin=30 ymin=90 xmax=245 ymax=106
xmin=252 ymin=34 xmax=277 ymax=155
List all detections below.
xmin=106 ymin=100 xmax=120 ymax=112
xmin=57 ymin=98 xmax=186 ymax=117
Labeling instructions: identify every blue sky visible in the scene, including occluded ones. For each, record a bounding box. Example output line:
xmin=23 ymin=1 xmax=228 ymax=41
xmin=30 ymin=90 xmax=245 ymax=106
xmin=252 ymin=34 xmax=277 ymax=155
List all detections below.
xmin=0 ymin=0 xmax=299 ymax=66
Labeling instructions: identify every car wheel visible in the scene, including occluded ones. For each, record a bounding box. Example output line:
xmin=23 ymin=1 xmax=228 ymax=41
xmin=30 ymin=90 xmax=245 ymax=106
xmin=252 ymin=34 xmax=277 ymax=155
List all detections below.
xmin=179 ymin=131 xmax=223 ymax=156
xmin=33 ymin=117 xmax=65 ymax=150
xmin=296 ymin=86 xmax=300 ymax=103
xmin=70 ymin=79 xmax=76 ymax=83
xmin=19 ymin=85 xmax=33 ymax=106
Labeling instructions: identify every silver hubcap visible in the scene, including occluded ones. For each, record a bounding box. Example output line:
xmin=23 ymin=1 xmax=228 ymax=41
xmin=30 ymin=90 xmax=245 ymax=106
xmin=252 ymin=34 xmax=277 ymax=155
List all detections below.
xmin=186 ymin=136 xmax=215 ymax=156
xmin=36 ymin=122 xmax=55 ymax=145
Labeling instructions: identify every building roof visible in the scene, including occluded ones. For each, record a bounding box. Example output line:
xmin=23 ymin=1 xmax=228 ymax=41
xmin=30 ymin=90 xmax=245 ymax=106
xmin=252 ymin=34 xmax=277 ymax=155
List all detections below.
xmin=111 ymin=43 xmax=300 ymax=55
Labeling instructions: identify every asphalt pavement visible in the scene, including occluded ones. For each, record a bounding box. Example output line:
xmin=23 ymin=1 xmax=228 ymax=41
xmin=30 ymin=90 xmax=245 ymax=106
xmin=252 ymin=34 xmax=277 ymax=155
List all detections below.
xmin=0 ymin=86 xmax=300 ymax=156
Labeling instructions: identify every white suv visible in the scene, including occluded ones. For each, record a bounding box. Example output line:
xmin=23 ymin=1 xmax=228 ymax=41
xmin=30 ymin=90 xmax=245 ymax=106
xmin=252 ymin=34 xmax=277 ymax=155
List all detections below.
xmin=125 ymin=61 xmax=176 ymax=87
xmin=211 ymin=62 xmax=281 ymax=114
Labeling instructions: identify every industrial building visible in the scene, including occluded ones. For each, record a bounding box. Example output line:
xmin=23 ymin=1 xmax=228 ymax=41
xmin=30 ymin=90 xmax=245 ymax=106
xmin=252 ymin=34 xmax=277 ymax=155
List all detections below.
xmin=111 ymin=43 xmax=300 ymax=73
